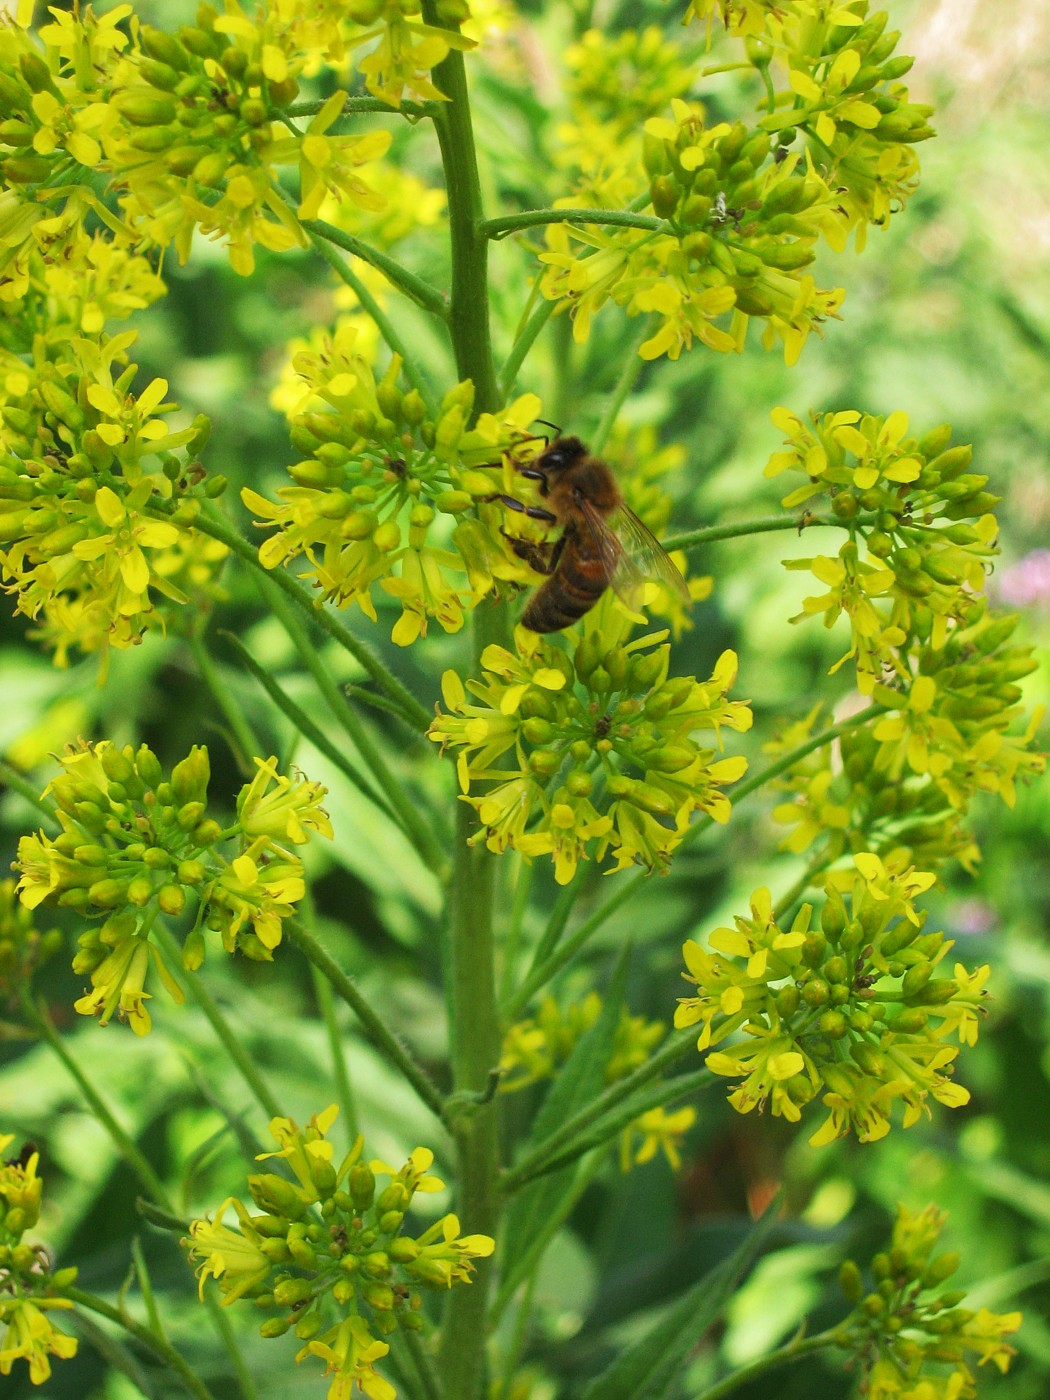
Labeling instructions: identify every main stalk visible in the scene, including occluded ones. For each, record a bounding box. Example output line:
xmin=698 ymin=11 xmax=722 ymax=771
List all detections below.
xmin=424 ymin=8 xmax=504 ymax=1395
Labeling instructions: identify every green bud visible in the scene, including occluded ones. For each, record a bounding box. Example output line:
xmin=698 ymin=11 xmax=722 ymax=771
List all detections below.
xmin=20 ymin=51 xmax=55 ymax=94
xmin=529 ymin=749 xmax=562 ymax=778
xmin=802 ymin=978 xmax=829 ymax=1007
xmin=901 ymin=961 xmax=933 ymax=997
xmin=650 ymin=176 xmax=678 ymax=220
xmin=819 ymin=1009 xmax=849 ymax=1039
xmin=802 ymin=932 xmax=827 ymax=968
xmin=157 ymin=884 xmax=186 ymax=916
xmin=839 ymin=1259 xmax=863 ymax=1302
xmin=565 ymin=770 xmax=593 ymax=798
xmin=373 ymin=519 xmax=401 ymax=552
xmin=115 ymin=89 xmax=178 ymax=126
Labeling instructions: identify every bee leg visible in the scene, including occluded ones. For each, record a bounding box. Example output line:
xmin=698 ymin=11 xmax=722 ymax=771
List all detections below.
xmin=484 ymin=493 xmax=558 ymax=524
xmin=501 ymin=529 xmax=565 ymax=577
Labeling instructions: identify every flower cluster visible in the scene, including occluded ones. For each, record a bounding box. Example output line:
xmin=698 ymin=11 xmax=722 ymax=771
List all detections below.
xmin=0 ymin=1133 xmax=79 ymax=1387
xmin=835 ymin=1204 xmax=1021 ymax=1398
xmin=500 ymin=991 xmax=695 ymax=1170
xmin=1 ymin=1 xmax=465 ymax=285
xmin=0 ymin=329 xmax=224 ymax=667
xmin=0 ymin=879 xmax=62 ymax=1016
xmin=430 ymin=620 xmax=751 ymax=883
xmin=15 ymin=742 xmax=331 ymax=1035
xmin=246 ymin=340 xmax=541 ymax=643
xmin=749 ymin=4 xmax=935 ymax=249
xmin=766 ymin=712 xmax=983 ymax=878
xmin=540 ymin=3 xmax=928 ymax=365
xmin=675 ymin=854 xmax=987 ymax=1144
xmin=188 ymin=1106 xmax=494 ymax=1400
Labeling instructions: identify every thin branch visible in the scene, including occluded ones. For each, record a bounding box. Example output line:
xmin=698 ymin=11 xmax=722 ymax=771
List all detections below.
xmin=663 ymin=511 xmax=878 ymax=554
xmin=284 ymin=917 xmax=447 ymax=1123
xmin=480 ymin=208 xmax=667 ymax=240
xmin=303 ymin=216 xmax=450 ymax=322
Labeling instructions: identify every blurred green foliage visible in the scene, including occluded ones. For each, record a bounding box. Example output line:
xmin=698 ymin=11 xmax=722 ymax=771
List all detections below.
xmin=1 ymin=0 xmax=1048 ymax=1397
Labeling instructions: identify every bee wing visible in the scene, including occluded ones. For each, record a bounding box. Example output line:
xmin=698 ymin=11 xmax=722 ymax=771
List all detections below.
xmin=609 ymin=503 xmax=692 ymax=607
xmin=573 ymin=497 xmax=691 ymax=610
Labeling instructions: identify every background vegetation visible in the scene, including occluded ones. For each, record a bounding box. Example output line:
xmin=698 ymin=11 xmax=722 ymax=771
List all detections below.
xmin=1 ymin=0 xmax=1048 ymax=1397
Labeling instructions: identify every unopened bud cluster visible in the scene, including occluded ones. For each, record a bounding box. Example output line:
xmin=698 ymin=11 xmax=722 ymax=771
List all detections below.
xmin=15 ymin=742 xmax=330 ymax=1035
xmin=245 ymin=351 xmax=540 ymax=645
xmin=676 ymin=853 xmax=988 ymax=1144
xmin=835 ymin=1204 xmax=1020 ymax=1396
xmin=0 ymin=331 xmax=221 ymax=664
xmin=429 ymin=620 xmax=751 ymax=884
xmin=541 ymin=3 xmax=927 ymax=364
xmin=188 ymin=1108 xmax=493 ymax=1400
xmin=0 ymin=1133 xmax=79 ymax=1386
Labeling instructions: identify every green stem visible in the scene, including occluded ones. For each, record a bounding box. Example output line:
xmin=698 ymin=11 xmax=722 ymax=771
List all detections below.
xmin=480 ymin=208 xmax=666 ymax=240
xmin=64 ymin=1287 xmax=220 ymax=1400
xmin=311 ymin=964 xmax=359 ymax=1140
xmin=498 ymin=856 xmax=533 ymax=1004
xmin=284 ymin=917 xmax=447 ymax=1122
xmin=302 ymin=217 xmax=450 ymax=322
xmin=402 ymin=1328 xmax=446 ymax=1400
xmin=502 ymin=707 xmax=878 ymax=1020
xmin=29 ymin=998 xmax=171 ymax=1209
xmin=285 ymin=97 xmax=439 ymax=120
xmin=252 ymin=577 xmax=450 ymax=878
xmin=307 ymin=229 xmax=440 ymax=413
xmin=511 ymin=1064 xmax=714 ymax=1186
xmin=663 ymin=511 xmax=876 ymax=554
xmin=589 ymin=316 xmax=655 ymax=455
xmin=0 ymin=760 xmax=56 ymax=823
xmin=500 ymin=1029 xmax=696 ymax=1194
xmin=186 ymin=630 xmax=257 ymax=773
xmin=688 ymin=1330 xmax=838 ymax=1400
xmin=223 ymin=626 xmax=396 ymax=816
xmin=500 ymin=297 xmax=555 ymax=398
xmin=153 ymin=925 xmax=283 ymax=1122
xmin=171 ymin=505 xmax=432 ymax=732
xmin=423 ymin=5 xmax=503 ymax=1394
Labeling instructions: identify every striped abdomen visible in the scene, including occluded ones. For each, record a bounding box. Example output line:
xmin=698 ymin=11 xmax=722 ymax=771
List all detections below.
xmin=521 ymin=526 xmax=612 ymax=633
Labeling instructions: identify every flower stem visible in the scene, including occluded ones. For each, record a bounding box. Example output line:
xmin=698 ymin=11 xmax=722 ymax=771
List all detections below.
xmin=186 ymin=629 xmax=257 ymax=774
xmin=0 ymin=759 xmax=56 ymax=822
xmin=153 ymin=924 xmax=284 ymax=1121
xmin=663 ymin=511 xmax=876 ymax=554
xmin=500 ymin=296 xmax=556 ymax=399
xmin=284 ymin=916 xmax=447 ymax=1122
xmin=64 ymin=1287 xmax=221 ymax=1400
xmin=590 ymin=315 xmax=655 ymax=454
xmin=286 ymin=96 xmax=439 ymax=120
xmin=29 ymin=997 xmax=172 ymax=1209
xmin=302 ymin=216 xmax=450 ymax=321
xmin=479 ymin=208 xmax=666 ymax=240
xmin=172 ymin=505 xmax=432 ymax=732
xmin=687 ymin=1329 xmax=838 ymax=1400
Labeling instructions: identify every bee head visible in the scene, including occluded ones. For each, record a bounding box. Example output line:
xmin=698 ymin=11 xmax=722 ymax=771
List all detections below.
xmin=539 ymin=436 xmax=588 ymax=473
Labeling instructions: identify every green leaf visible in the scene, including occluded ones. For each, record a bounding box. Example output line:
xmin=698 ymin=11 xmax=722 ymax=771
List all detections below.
xmin=499 ymin=949 xmax=633 ymax=1290
xmin=580 ymin=1193 xmax=782 ymax=1400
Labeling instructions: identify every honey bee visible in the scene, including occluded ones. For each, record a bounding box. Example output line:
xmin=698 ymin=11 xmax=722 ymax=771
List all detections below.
xmin=495 ymin=436 xmax=691 ymax=633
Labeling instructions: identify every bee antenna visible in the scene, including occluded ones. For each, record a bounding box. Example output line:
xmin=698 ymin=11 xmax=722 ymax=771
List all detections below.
xmin=532 ymin=418 xmax=563 ymax=442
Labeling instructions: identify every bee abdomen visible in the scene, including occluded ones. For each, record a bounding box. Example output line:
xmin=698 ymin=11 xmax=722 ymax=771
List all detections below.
xmin=522 ymin=559 xmax=607 ymax=633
